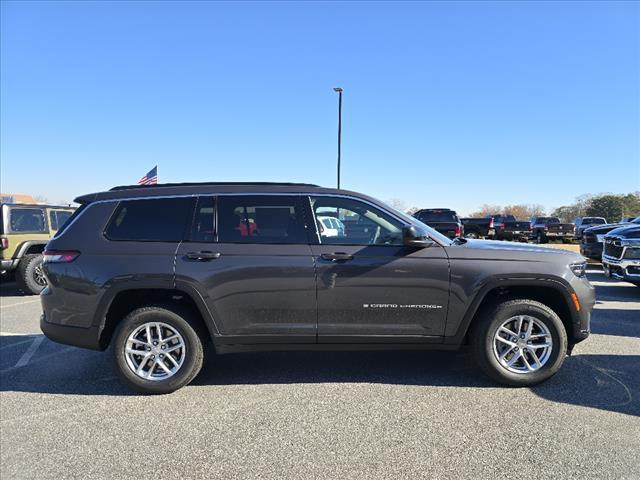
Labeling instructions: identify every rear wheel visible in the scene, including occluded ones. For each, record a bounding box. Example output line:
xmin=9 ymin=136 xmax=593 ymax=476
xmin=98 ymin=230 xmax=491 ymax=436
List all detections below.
xmin=16 ymin=254 xmax=47 ymax=295
xmin=536 ymin=232 xmax=546 ymax=244
xmin=112 ymin=306 xmax=205 ymax=394
xmin=471 ymin=299 xmax=567 ymax=386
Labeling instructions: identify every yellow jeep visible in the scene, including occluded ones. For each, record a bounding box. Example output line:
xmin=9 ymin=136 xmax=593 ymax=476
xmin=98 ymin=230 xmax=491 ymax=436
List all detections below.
xmin=1 ymin=203 xmax=76 ymax=294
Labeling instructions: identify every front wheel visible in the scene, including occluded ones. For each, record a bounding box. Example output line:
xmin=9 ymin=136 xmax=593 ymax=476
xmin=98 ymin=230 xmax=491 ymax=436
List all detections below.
xmin=112 ymin=306 xmax=205 ymax=394
xmin=471 ymin=299 xmax=567 ymax=386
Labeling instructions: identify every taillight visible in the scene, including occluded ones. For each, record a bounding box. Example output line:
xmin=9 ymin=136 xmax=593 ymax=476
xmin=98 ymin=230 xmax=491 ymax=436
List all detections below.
xmin=529 ymin=223 xmax=533 ymax=231
xmin=544 ymin=226 xmax=549 ymax=232
xmin=489 ymin=218 xmax=494 ymax=228
xmin=500 ymin=224 xmax=505 ymax=230
xmin=0 ymin=237 xmax=7 ymax=249
xmin=455 ymin=225 xmax=461 ymax=237
xmin=43 ymin=250 xmax=80 ymax=263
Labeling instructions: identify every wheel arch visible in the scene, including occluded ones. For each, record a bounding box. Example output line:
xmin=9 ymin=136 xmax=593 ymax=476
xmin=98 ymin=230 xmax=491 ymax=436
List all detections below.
xmin=447 ymin=276 xmax=580 ymax=347
xmin=96 ymin=285 xmax=219 ymax=350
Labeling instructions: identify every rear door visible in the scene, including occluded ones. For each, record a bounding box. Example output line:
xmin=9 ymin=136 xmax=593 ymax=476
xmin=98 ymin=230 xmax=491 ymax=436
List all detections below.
xmin=174 ymin=195 xmax=317 ymax=342
xmin=308 ymin=196 xmax=450 ymax=340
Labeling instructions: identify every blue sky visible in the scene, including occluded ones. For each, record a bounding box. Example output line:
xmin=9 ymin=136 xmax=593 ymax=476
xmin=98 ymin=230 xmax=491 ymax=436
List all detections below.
xmin=1 ymin=1 xmax=639 ymax=214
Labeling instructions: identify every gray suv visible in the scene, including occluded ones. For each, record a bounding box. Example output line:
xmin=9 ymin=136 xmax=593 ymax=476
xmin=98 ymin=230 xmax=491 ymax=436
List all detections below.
xmin=40 ymin=182 xmax=594 ymax=394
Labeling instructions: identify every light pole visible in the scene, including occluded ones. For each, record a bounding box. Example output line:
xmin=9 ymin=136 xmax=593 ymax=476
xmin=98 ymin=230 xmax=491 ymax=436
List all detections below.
xmin=333 ymin=87 xmax=343 ymax=189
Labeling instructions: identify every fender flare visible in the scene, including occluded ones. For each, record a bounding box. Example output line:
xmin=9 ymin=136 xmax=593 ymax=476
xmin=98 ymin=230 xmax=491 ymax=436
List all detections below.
xmin=444 ymin=274 xmax=579 ymax=345
xmin=93 ymin=277 xmax=220 ymax=349
xmin=15 ymin=241 xmax=48 ymax=259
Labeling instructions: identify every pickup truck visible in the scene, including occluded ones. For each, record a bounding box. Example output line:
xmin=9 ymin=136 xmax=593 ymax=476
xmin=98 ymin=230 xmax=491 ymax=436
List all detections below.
xmin=460 ymin=217 xmax=495 ymax=239
xmin=530 ymin=217 xmax=576 ymax=244
xmin=489 ymin=215 xmax=532 ymax=242
xmin=413 ymin=208 xmax=463 ymax=239
xmin=572 ymin=217 xmax=606 ymax=241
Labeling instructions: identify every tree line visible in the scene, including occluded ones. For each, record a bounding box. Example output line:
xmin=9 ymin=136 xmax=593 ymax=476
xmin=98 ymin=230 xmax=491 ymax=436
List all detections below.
xmin=388 ymin=192 xmax=640 ymax=222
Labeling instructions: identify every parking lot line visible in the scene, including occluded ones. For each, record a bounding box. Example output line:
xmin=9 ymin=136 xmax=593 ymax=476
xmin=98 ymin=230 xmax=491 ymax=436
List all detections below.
xmin=14 ymin=336 xmax=45 ymax=368
xmin=0 ymin=299 xmax=41 ymax=309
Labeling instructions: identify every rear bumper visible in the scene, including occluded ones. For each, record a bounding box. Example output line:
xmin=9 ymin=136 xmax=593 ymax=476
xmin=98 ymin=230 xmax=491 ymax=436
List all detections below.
xmin=40 ymin=313 xmax=102 ymax=350
xmin=1 ymin=259 xmax=18 ymax=272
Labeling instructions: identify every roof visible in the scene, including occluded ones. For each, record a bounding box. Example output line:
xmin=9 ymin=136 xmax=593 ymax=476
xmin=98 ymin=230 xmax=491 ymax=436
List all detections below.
xmin=74 ymin=182 xmax=349 ymax=204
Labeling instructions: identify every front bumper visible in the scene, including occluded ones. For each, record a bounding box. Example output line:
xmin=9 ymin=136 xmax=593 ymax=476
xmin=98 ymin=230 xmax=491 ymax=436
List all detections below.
xmin=580 ymin=242 xmax=603 ymax=260
xmin=602 ymin=256 xmax=640 ymax=284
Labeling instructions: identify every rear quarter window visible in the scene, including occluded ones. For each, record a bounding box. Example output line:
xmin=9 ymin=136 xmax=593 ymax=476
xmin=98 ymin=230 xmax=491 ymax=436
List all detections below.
xmin=105 ymin=198 xmax=194 ymax=242
xmin=9 ymin=208 xmax=46 ymax=233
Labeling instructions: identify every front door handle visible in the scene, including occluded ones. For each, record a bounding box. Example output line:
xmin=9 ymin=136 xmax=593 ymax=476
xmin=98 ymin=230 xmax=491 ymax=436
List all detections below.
xmin=185 ymin=251 xmax=221 ymax=261
xmin=321 ymin=252 xmax=354 ymax=262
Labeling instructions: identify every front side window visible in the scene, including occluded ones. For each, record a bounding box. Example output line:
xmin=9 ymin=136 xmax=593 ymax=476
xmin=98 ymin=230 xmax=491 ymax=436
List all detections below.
xmin=9 ymin=208 xmax=46 ymax=233
xmin=105 ymin=198 xmax=193 ymax=242
xmin=311 ymin=196 xmax=403 ymax=246
xmin=217 ymin=195 xmax=306 ymax=244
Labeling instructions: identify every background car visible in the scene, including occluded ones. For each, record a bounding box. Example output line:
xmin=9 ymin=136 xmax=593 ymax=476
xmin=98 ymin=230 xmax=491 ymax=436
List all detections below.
xmin=460 ymin=217 xmax=495 ymax=239
xmin=581 ymin=217 xmax=639 ymax=261
xmin=602 ymin=224 xmax=640 ymax=286
xmin=413 ymin=208 xmax=463 ymax=239
xmin=572 ymin=217 xmax=606 ymax=241
xmin=530 ymin=216 xmax=575 ymax=244
xmin=489 ymin=215 xmax=532 ymax=242
xmin=0 ymin=202 xmax=75 ymax=294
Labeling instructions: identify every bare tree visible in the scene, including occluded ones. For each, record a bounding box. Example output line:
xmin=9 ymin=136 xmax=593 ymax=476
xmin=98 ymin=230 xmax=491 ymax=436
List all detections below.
xmin=386 ymin=198 xmax=408 ymax=212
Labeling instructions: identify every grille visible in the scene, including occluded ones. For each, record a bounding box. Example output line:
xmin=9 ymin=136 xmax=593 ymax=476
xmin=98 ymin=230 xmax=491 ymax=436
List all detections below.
xmin=604 ymin=238 xmax=623 ymax=259
xmin=582 ymin=232 xmax=596 ymax=244
xmin=623 ymin=247 xmax=640 ymax=260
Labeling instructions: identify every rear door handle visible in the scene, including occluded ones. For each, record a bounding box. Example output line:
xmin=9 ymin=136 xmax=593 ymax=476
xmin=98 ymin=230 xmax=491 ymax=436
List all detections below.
xmin=321 ymin=252 xmax=354 ymax=262
xmin=185 ymin=251 xmax=221 ymax=261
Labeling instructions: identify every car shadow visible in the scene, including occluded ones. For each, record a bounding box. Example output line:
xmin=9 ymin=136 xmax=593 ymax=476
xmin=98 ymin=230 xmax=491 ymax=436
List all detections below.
xmin=0 ymin=280 xmax=27 ymax=297
xmin=1 ymin=335 xmax=638 ymax=417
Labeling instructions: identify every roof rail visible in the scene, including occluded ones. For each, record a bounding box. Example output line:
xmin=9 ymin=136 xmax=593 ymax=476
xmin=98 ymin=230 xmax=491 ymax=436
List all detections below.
xmin=109 ymin=182 xmax=321 ymax=191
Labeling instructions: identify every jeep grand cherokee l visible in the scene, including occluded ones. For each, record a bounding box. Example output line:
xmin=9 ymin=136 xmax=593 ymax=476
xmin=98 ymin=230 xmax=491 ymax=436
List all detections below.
xmin=40 ymin=182 xmax=594 ymax=394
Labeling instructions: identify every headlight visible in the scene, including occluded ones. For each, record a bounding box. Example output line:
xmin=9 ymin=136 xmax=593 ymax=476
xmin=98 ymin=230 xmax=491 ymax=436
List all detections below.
xmin=569 ymin=262 xmax=586 ymax=277
xmin=596 ymin=234 xmax=605 ymax=242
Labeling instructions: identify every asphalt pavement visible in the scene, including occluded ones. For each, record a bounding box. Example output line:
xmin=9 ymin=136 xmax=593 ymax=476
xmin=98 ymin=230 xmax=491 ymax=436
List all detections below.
xmin=1 ymin=267 xmax=639 ymax=479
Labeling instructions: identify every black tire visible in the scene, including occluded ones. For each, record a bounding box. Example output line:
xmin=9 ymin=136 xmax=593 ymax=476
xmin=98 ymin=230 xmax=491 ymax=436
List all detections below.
xmin=15 ymin=254 xmax=46 ymax=295
xmin=536 ymin=232 xmax=546 ymax=244
xmin=112 ymin=306 xmax=205 ymax=394
xmin=470 ymin=299 xmax=568 ymax=387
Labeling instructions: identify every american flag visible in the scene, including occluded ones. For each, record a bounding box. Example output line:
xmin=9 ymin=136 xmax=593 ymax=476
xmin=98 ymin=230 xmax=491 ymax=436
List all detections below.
xmin=137 ymin=166 xmax=158 ymax=186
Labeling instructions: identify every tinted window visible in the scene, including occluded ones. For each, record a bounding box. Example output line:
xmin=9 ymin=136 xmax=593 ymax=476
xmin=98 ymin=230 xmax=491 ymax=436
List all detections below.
xmin=418 ymin=212 xmax=458 ymax=222
xmin=312 ymin=196 xmax=403 ymax=245
xmin=217 ymin=195 xmax=306 ymax=244
xmin=190 ymin=196 xmax=215 ymax=242
xmin=49 ymin=210 xmax=73 ymax=230
xmin=9 ymin=208 xmax=46 ymax=232
xmin=584 ymin=218 xmax=605 ymax=225
xmin=105 ymin=198 xmax=193 ymax=242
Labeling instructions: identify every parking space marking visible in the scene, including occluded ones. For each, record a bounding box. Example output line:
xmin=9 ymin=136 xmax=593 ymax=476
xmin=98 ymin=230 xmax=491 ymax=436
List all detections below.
xmin=14 ymin=336 xmax=45 ymax=368
xmin=0 ymin=299 xmax=41 ymax=309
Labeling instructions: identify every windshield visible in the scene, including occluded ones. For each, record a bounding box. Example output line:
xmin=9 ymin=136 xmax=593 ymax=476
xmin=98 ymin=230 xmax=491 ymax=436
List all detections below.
xmin=584 ymin=218 xmax=605 ymax=225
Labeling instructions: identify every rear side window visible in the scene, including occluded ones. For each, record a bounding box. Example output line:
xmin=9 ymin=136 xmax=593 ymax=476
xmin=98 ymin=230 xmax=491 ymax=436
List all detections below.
xmin=105 ymin=198 xmax=193 ymax=242
xmin=419 ymin=212 xmax=458 ymax=222
xmin=217 ymin=195 xmax=307 ymax=244
xmin=49 ymin=210 xmax=73 ymax=230
xmin=9 ymin=208 xmax=46 ymax=233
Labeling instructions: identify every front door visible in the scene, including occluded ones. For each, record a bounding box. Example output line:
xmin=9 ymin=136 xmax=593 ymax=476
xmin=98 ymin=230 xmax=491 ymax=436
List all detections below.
xmin=174 ymin=195 xmax=316 ymax=343
xmin=307 ymin=196 xmax=450 ymax=340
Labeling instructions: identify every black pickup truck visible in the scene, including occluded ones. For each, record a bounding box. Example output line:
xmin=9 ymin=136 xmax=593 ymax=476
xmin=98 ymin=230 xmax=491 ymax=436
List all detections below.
xmin=572 ymin=217 xmax=606 ymax=241
xmin=490 ymin=215 xmax=532 ymax=242
xmin=413 ymin=209 xmax=462 ymax=239
xmin=460 ymin=217 xmax=495 ymax=239
xmin=531 ymin=217 xmax=576 ymax=244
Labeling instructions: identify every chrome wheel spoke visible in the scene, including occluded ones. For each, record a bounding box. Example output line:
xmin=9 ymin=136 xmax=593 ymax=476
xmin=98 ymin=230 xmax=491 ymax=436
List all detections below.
xmin=493 ymin=315 xmax=553 ymax=374
xmin=124 ymin=322 xmax=186 ymax=382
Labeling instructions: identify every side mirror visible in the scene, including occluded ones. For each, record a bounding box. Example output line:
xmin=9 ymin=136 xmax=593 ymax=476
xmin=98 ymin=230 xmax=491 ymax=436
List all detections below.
xmin=403 ymin=225 xmax=435 ymax=247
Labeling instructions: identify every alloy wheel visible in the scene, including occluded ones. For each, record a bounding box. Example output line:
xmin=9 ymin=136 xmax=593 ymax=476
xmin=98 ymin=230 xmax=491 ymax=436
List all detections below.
xmin=492 ymin=315 xmax=553 ymax=374
xmin=124 ymin=322 xmax=186 ymax=381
